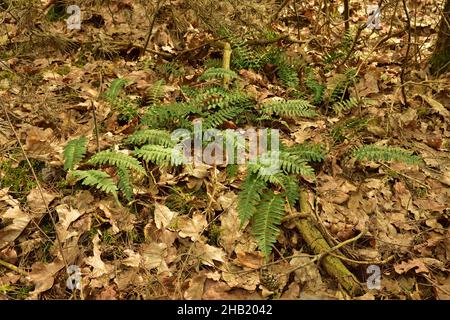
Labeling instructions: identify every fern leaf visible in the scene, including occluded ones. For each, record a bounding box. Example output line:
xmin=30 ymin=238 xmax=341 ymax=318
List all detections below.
xmin=125 ymin=129 xmax=175 ymax=147
xmin=277 ymin=63 xmax=299 ymax=88
xmin=288 ymin=143 xmax=326 ymax=162
xmin=305 ymin=68 xmax=325 ymax=104
xmin=105 ymin=78 xmax=127 ymax=102
xmin=198 ymin=68 xmax=238 ymax=82
xmin=203 ymin=106 xmax=243 ymax=129
xmin=147 ymin=80 xmax=165 ymax=106
xmin=117 ymin=167 xmax=134 ymax=201
xmin=281 ymin=175 xmax=300 ymax=206
xmin=262 ymin=100 xmax=316 ymax=118
xmin=237 ymin=173 xmax=267 ymax=226
xmin=252 ymin=191 xmax=285 ymax=259
xmin=134 ymin=144 xmax=186 ymax=166
xmin=63 ymin=136 xmax=88 ymax=171
xmin=333 ymin=97 xmax=359 ymax=113
xmin=278 ymin=151 xmax=315 ymax=176
xmin=70 ymin=170 xmax=118 ymax=199
xmin=88 ymin=150 xmax=146 ymax=175
xmin=353 ymin=145 xmax=422 ymax=164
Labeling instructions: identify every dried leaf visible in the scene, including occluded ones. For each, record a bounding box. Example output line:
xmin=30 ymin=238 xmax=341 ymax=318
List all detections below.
xmin=154 ymin=203 xmax=178 ymax=230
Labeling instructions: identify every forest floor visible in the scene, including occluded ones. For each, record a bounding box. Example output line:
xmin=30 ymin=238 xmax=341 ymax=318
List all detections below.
xmin=0 ymin=0 xmax=449 ymax=300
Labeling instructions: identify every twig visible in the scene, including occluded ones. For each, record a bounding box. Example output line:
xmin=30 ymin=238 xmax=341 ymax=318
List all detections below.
xmin=0 ymin=258 xmax=29 ymax=277
xmin=400 ymin=0 xmax=412 ymax=106
xmin=281 ymin=212 xmax=310 ymax=222
xmin=142 ymin=0 xmax=164 ymax=56
xmin=91 ymin=101 xmax=100 ymax=153
xmin=380 ymin=163 xmax=430 ymax=189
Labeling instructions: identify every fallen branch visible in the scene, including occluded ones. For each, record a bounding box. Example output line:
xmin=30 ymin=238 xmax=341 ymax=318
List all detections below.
xmin=295 ymin=190 xmax=364 ymax=296
xmin=0 ymin=258 xmax=29 ymax=278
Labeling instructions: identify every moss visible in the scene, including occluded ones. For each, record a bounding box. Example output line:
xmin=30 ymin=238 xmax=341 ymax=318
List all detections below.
xmin=0 ymin=160 xmax=40 ymax=198
xmin=207 ymin=222 xmax=221 ymax=247
xmin=55 ymin=65 xmax=71 ymax=76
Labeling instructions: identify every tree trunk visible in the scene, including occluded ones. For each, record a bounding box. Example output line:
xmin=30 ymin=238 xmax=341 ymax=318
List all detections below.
xmin=430 ymin=0 xmax=450 ymax=75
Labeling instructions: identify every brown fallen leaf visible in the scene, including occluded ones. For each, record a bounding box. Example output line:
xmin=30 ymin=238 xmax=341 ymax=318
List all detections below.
xmin=178 ymin=213 xmax=207 ymax=241
xmin=26 ymin=188 xmax=57 ymax=218
xmin=0 ymin=206 xmax=31 ymax=250
xmin=154 ymin=203 xmax=178 ymax=230
xmin=29 ymin=260 xmax=65 ymax=298
xmin=184 ymin=273 xmax=206 ymax=300
xmin=84 ymin=234 xmax=114 ymax=278
xmin=141 ymin=242 xmax=171 ymax=274
xmin=193 ymin=242 xmax=225 ymax=267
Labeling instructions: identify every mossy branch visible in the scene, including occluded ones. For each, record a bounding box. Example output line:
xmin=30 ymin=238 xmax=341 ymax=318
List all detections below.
xmin=295 ymin=190 xmax=364 ymax=296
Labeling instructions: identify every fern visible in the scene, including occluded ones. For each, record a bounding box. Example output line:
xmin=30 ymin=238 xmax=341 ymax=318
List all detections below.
xmin=147 ymin=80 xmax=165 ymax=106
xmin=353 ymin=145 xmax=422 ymax=164
xmin=237 ymin=173 xmax=267 ymax=226
xmin=125 ymin=129 xmax=175 ymax=147
xmin=305 ymin=68 xmax=325 ymax=104
xmin=281 ymin=175 xmax=300 ymax=206
xmin=70 ymin=170 xmax=118 ymax=200
xmin=203 ymin=106 xmax=244 ymax=129
xmin=134 ymin=144 xmax=186 ymax=166
xmin=141 ymin=102 xmax=200 ymax=129
xmin=203 ymin=58 xmax=223 ymax=69
xmin=252 ymin=191 xmax=285 ymax=259
xmin=333 ymin=97 xmax=359 ymax=113
xmin=105 ymin=78 xmax=127 ymax=102
xmin=88 ymin=150 xmax=146 ymax=175
xmin=287 ymin=143 xmax=326 ymax=162
xmin=63 ymin=136 xmax=88 ymax=171
xmin=198 ymin=68 xmax=238 ymax=82
xmin=277 ymin=63 xmax=299 ymax=88
xmin=261 ymin=100 xmax=316 ymax=118
xmin=278 ymin=151 xmax=315 ymax=176
xmin=117 ymin=167 xmax=133 ymax=201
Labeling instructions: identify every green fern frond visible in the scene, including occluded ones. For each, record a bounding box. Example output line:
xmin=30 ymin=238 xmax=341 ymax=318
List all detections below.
xmin=117 ymin=167 xmax=134 ymax=201
xmin=134 ymin=144 xmax=186 ymax=166
xmin=88 ymin=150 xmax=146 ymax=175
xmin=353 ymin=145 xmax=422 ymax=164
xmin=203 ymin=106 xmax=244 ymax=129
xmin=305 ymin=68 xmax=325 ymax=104
xmin=63 ymin=136 xmax=88 ymax=171
xmin=198 ymin=67 xmax=238 ymax=82
xmin=237 ymin=173 xmax=267 ymax=226
xmin=322 ymin=51 xmax=344 ymax=65
xmin=261 ymin=100 xmax=316 ymax=119
xmin=142 ymin=102 xmax=200 ymax=129
xmin=70 ymin=170 xmax=118 ymax=199
xmin=252 ymin=191 xmax=285 ymax=259
xmin=342 ymin=29 xmax=354 ymax=50
xmin=278 ymin=151 xmax=315 ymax=176
xmin=191 ymin=87 xmax=251 ymax=112
xmin=105 ymin=78 xmax=127 ymax=102
xmin=277 ymin=63 xmax=299 ymax=88
xmin=125 ymin=129 xmax=175 ymax=147
xmin=288 ymin=143 xmax=326 ymax=162
xmin=333 ymin=97 xmax=359 ymax=113
xmin=203 ymin=58 xmax=223 ymax=69
xmin=147 ymin=80 xmax=165 ymax=106
xmin=281 ymin=175 xmax=300 ymax=206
